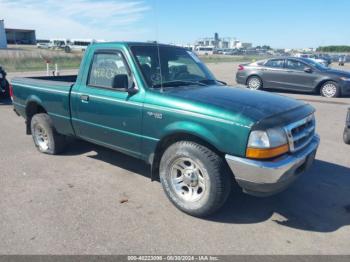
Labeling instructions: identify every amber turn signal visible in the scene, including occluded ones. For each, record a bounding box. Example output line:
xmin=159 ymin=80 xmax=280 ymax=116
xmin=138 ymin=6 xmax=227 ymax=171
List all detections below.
xmin=246 ymin=144 xmax=289 ymax=159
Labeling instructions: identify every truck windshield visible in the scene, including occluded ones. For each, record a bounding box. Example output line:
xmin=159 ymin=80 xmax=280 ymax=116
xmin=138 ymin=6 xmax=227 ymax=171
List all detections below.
xmin=130 ymin=45 xmax=217 ymax=88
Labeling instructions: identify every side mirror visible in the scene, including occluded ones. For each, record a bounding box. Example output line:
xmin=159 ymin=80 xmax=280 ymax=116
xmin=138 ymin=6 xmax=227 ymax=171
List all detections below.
xmin=113 ymin=74 xmax=129 ymax=89
xmin=112 ymin=74 xmax=138 ymax=94
xmin=304 ymin=67 xmax=313 ymax=73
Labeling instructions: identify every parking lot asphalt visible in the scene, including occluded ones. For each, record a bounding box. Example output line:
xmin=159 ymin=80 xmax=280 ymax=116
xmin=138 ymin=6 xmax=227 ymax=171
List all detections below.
xmin=1 ymin=63 xmax=350 ymax=255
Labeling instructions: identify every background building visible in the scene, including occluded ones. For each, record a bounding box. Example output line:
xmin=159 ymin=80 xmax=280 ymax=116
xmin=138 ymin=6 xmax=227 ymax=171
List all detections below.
xmin=0 ymin=20 xmax=7 ymax=48
xmin=195 ymin=33 xmax=252 ymax=50
xmin=5 ymin=28 xmax=36 ymax=44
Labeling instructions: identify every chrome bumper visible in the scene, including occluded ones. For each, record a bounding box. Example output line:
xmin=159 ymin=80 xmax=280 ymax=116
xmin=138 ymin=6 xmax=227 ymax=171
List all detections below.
xmin=225 ymin=134 xmax=320 ymax=196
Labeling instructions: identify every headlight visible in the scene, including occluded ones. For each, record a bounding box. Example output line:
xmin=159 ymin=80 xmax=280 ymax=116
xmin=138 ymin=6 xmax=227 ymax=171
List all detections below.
xmin=246 ymin=128 xmax=289 ymax=159
xmin=340 ymin=77 xmax=350 ymax=81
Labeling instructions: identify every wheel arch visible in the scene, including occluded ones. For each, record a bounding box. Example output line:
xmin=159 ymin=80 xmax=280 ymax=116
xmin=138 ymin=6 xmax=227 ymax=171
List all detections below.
xmin=315 ymin=79 xmax=338 ymax=94
xmin=150 ymin=131 xmax=224 ymax=181
xmin=246 ymin=74 xmax=263 ymax=86
xmin=25 ymin=98 xmax=47 ymax=134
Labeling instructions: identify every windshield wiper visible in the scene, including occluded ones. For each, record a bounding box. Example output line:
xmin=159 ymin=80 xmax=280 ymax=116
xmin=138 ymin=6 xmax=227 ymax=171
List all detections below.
xmin=198 ymin=79 xmax=227 ymax=86
xmin=152 ymin=80 xmax=208 ymax=88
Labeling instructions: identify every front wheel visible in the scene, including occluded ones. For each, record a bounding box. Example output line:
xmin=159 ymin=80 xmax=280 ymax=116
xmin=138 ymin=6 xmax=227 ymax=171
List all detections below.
xmin=159 ymin=141 xmax=232 ymax=217
xmin=247 ymin=76 xmax=263 ymax=90
xmin=320 ymin=81 xmax=340 ymax=98
xmin=344 ymin=127 xmax=350 ymax=144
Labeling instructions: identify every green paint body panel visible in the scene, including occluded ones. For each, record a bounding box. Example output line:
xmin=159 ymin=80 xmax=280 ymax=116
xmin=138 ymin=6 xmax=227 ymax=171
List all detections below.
xmin=11 ymin=42 xmax=313 ymax=164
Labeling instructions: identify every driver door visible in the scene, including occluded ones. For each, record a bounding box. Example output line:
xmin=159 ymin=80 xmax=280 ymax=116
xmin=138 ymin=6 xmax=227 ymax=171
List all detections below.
xmin=71 ymin=49 xmax=144 ymax=158
xmin=283 ymin=59 xmax=319 ymax=91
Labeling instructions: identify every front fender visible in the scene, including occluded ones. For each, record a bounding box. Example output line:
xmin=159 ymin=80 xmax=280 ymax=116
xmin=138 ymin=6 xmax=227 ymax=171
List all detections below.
xmin=162 ymin=121 xmax=222 ymax=150
xmin=160 ymin=119 xmax=250 ymax=157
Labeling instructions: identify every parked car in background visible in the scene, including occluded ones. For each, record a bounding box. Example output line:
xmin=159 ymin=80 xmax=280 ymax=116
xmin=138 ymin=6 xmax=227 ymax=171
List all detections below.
xmin=194 ymin=46 xmax=214 ymax=55
xmin=48 ymin=39 xmax=69 ymax=50
xmin=339 ymin=56 xmax=346 ymax=66
xmin=37 ymin=43 xmax=50 ymax=49
xmin=236 ymin=57 xmax=350 ymax=98
xmin=11 ymin=42 xmax=320 ymax=217
xmin=294 ymin=53 xmax=328 ymax=66
xmin=344 ymin=108 xmax=350 ymax=144
xmin=317 ymin=54 xmax=332 ymax=66
xmin=64 ymin=39 xmax=96 ymax=53
xmin=36 ymin=39 xmax=50 ymax=49
xmin=0 ymin=66 xmax=10 ymax=100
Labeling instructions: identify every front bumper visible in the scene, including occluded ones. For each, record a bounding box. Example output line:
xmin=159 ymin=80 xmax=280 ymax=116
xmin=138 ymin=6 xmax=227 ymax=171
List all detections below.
xmin=339 ymin=81 xmax=350 ymax=96
xmin=225 ymin=134 xmax=320 ymax=196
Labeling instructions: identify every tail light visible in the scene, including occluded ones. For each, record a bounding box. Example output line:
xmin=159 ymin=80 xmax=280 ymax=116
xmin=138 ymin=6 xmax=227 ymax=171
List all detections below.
xmin=238 ymin=65 xmax=245 ymax=71
xmin=9 ymin=84 xmax=14 ymax=99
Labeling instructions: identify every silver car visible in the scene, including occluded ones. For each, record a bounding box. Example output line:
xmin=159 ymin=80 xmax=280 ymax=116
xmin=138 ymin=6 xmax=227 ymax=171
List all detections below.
xmin=236 ymin=57 xmax=350 ymax=98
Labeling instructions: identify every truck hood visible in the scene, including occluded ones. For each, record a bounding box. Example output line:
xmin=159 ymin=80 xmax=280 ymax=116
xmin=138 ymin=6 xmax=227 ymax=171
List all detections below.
xmin=163 ymin=85 xmax=311 ymax=125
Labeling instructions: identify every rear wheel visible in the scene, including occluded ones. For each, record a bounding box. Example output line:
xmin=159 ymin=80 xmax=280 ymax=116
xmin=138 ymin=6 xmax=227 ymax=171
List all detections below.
xmin=320 ymin=81 xmax=340 ymax=98
xmin=31 ymin=113 xmax=67 ymax=154
xmin=159 ymin=141 xmax=232 ymax=217
xmin=247 ymin=76 xmax=263 ymax=90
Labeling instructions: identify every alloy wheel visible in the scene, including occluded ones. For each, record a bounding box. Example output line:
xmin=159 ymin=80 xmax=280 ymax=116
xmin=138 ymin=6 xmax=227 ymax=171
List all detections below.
xmin=248 ymin=77 xmax=261 ymax=90
xmin=169 ymin=157 xmax=206 ymax=202
xmin=322 ymin=83 xmax=337 ymax=97
xmin=34 ymin=125 xmax=49 ymax=151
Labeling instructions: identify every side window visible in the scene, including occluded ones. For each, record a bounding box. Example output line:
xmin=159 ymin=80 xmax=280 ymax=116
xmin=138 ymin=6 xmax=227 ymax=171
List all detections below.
xmin=265 ymin=59 xmax=284 ymax=68
xmin=88 ymin=52 xmax=128 ymax=88
xmin=286 ymin=60 xmax=307 ymax=71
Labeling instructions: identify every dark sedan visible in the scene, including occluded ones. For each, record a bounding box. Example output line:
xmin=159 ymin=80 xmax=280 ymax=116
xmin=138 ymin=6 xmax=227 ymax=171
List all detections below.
xmin=236 ymin=57 xmax=350 ymax=98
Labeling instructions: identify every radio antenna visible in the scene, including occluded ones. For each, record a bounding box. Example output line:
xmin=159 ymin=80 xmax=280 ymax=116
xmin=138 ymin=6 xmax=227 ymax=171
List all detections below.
xmin=153 ymin=0 xmax=163 ymax=92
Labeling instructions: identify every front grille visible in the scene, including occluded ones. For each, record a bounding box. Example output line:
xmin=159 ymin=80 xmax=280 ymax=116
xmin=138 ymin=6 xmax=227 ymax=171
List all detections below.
xmin=285 ymin=115 xmax=315 ymax=152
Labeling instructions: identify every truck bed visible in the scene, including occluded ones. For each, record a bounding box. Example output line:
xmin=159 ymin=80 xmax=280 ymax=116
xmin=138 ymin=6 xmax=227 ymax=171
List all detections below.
xmin=11 ymin=75 xmax=78 ymax=136
xmin=13 ymin=75 xmax=77 ymax=86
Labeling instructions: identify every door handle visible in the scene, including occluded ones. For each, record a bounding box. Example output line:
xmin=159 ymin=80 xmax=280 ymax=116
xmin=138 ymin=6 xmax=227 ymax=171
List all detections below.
xmin=80 ymin=94 xmax=89 ymax=102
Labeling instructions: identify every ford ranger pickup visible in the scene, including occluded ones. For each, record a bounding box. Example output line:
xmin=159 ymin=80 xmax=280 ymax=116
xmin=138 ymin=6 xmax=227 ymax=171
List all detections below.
xmin=11 ymin=42 xmax=320 ymax=217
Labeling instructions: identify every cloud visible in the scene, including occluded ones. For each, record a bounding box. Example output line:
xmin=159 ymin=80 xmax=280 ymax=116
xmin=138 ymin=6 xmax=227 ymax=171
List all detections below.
xmin=0 ymin=0 xmax=151 ymax=41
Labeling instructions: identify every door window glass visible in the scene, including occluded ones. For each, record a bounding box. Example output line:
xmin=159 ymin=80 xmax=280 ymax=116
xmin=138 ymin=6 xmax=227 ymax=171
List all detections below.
xmin=88 ymin=52 xmax=128 ymax=88
xmin=286 ymin=60 xmax=307 ymax=71
xmin=265 ymin=59 xmax=284 ymax=68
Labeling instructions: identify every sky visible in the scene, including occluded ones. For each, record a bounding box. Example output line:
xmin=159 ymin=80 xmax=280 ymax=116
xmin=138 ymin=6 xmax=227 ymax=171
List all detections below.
xmin=1 ymin=0 xmax=349 ymax=48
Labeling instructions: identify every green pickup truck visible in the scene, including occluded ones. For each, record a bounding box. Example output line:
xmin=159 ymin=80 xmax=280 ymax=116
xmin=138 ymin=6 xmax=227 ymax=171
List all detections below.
xmin=11 ymin=42 xmax=320 ymax=217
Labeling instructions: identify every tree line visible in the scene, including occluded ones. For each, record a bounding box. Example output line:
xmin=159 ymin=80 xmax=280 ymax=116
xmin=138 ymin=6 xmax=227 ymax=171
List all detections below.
xmin=316 ymin=46 xmax=350 ymax=52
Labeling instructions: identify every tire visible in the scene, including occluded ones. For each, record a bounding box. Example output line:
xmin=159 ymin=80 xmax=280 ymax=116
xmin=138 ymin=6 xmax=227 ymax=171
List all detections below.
xmin=159 ymin=141 xmax=232 ymax=217
xmin=247 ymin=76 xmax=263 ymax=90
xmin=30 ymin=113 xmax=67 ymax=155
xmin=320 ymin=81 xmax=340 ymax=98
xmin=344 ymin=127 xmax=350 ymax=145
xmin=64 ymin=46 xmax=71 ymax=53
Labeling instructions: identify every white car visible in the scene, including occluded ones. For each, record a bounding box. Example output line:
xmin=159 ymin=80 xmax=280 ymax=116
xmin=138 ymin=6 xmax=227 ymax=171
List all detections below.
xmin=36 ymin=43 xmax=50 ymax=49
